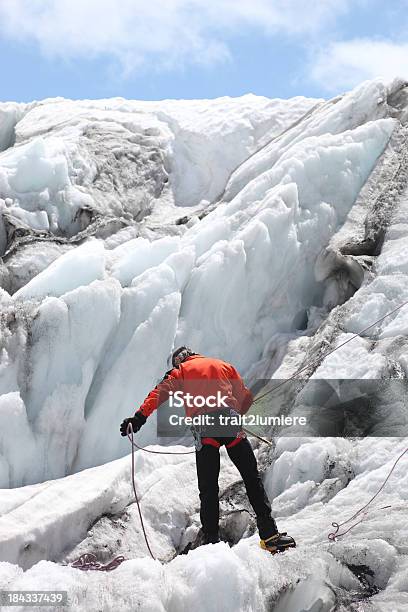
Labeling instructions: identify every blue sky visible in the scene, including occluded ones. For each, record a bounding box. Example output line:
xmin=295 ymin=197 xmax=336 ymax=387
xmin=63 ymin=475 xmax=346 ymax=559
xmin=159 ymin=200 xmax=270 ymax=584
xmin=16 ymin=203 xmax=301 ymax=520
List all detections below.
xmin=0 ymin=0 xmax=407 ymax=103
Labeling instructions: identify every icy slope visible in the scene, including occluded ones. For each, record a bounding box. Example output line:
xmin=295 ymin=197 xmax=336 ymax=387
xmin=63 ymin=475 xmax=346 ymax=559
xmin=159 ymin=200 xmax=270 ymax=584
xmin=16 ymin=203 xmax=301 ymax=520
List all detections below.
xmin=0 ymin=437 xmax=407 ymax=611
xmin=0 ymin=79 xmax=400 ymax=481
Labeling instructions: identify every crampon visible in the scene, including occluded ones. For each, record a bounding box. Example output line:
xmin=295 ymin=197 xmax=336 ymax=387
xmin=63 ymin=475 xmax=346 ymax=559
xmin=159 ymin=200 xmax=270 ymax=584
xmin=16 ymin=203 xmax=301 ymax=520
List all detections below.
xmin=260 ymin=532 xmax=296 ymax=554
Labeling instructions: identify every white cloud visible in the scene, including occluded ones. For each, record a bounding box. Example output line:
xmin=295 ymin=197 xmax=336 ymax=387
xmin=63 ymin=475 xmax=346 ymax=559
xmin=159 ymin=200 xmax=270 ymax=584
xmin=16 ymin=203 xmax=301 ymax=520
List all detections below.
xmin=310 ymin=38 xmax=408 ymax=92
xmin=0 ymin=0 xmax=349 ymax=74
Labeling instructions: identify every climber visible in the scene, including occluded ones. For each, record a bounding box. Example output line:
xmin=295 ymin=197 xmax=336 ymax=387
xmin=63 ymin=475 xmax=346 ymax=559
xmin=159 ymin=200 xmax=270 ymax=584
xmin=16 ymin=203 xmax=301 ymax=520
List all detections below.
xmin=120 ymin=347 xmax=296 ymax=554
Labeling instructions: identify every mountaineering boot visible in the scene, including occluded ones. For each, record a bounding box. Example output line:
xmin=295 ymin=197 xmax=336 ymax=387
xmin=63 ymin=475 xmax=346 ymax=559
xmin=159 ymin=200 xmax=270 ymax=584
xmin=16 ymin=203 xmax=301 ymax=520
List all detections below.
xmin=260 ymin=532 xmax=296 ymax=554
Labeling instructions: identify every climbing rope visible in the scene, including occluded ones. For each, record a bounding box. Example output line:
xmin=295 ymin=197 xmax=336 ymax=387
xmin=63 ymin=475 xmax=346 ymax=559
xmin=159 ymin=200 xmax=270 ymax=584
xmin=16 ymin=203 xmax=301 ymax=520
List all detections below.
xmin=127 ymin=424 xmax=196 ymax=561
xmin=253 ymin=298 xmax=408 ymax=404
xmin=251 ymin=299 xmax=408 ymax=542
xmin=70 ymin=553 xmax=126 ymax=572
xmin=70 ymin=297 xmax=408 ymax=569
xmin=128 ymin=424 xmax=156 ymax=560
xmin=328 ymin=446 xmax=408 ymax=541
xmin=248 ymin=299 xmax=408 ymax=542
xmin=128 ymin=433 xmax=195 ymax=455
xmin=70 ymin=425 xmax=195 ymax=569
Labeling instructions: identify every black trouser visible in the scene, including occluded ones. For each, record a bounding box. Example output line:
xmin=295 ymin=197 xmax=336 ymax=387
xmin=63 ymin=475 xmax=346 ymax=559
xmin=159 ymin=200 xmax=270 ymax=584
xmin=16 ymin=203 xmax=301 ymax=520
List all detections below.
xmin=195 ymin=437 xmax=277 ymax=539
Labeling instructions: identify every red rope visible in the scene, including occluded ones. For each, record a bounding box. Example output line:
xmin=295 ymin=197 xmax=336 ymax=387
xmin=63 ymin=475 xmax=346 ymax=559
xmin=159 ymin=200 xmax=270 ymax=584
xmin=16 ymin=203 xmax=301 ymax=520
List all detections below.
xmin=69 ymin=378 xmax=408 ymax=570
xmin=129 ymin=434 xmax=195 ymax=455
xmin=71 ymin=424 xmax=195 ymax=570
xmin=328 ymin=446 xmax=408 ymax=541
xmin=126 ymin=425 xmax=196 ymax=560
xmin=71 ymin=553 xmax=126 ymax=572
xmin=70 ymin=290 xmax=408 ymax=569
xmin=69 ymin=432 xmax=408 ymax=569
xmin=254 ymin=299 xmax=408 ymax=404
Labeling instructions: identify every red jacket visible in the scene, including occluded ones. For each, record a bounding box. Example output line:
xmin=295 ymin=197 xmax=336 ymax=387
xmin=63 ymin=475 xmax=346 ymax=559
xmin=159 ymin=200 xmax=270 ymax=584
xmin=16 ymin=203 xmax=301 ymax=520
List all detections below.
xmin=137 ymin=355 xmax=253 ymax=418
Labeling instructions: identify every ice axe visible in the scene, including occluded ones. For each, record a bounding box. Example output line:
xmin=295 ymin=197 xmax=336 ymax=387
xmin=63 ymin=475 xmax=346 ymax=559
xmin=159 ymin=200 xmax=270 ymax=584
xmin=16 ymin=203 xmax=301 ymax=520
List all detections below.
xmin=243 ymin=427 xmax=273 ymax=446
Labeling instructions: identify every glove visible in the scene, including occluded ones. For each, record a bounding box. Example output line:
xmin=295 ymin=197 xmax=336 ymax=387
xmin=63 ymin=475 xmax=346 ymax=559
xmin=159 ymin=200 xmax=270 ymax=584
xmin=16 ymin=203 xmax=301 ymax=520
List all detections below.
xmin=120 ymin=412 xmax=147 ymax=437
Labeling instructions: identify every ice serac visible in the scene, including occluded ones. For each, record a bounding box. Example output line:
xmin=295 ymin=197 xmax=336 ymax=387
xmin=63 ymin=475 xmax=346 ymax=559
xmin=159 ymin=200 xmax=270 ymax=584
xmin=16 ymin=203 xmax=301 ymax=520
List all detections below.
xmin=1 ymin=78 xmax=408 ymax=611
xmin=177 ymin=117 xmax=394 ymax=372
xmin=13 ymin=239 xmax=106 ymax=300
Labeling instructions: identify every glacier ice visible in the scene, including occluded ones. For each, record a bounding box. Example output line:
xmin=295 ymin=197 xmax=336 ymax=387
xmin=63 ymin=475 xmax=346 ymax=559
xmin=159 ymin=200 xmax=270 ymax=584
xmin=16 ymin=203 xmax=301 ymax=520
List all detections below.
xmin=0 ymin=79 xmax=397 ymax=476
xmin=1 ymin=77 xmax=408 ymax=611
xmin=13 ymin=239 xmax=106 ymax=300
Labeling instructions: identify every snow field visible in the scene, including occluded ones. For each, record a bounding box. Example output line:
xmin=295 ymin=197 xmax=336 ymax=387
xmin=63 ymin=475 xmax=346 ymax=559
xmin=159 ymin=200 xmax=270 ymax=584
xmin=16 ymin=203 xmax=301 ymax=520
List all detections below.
xmin=1 ymin=435 xmax=407 ymax=611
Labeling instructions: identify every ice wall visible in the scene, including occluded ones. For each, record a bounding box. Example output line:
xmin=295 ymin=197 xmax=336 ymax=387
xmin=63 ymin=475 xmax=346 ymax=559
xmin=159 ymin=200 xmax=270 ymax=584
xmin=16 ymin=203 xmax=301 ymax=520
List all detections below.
xmin=0 ymin=79 xmax=400 ymax=483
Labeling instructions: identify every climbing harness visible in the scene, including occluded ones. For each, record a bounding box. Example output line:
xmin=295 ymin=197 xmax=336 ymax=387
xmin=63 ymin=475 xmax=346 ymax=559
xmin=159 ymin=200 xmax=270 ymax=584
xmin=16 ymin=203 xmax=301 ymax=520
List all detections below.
xmin=70 ymin=298 xmax=408 ymax=569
